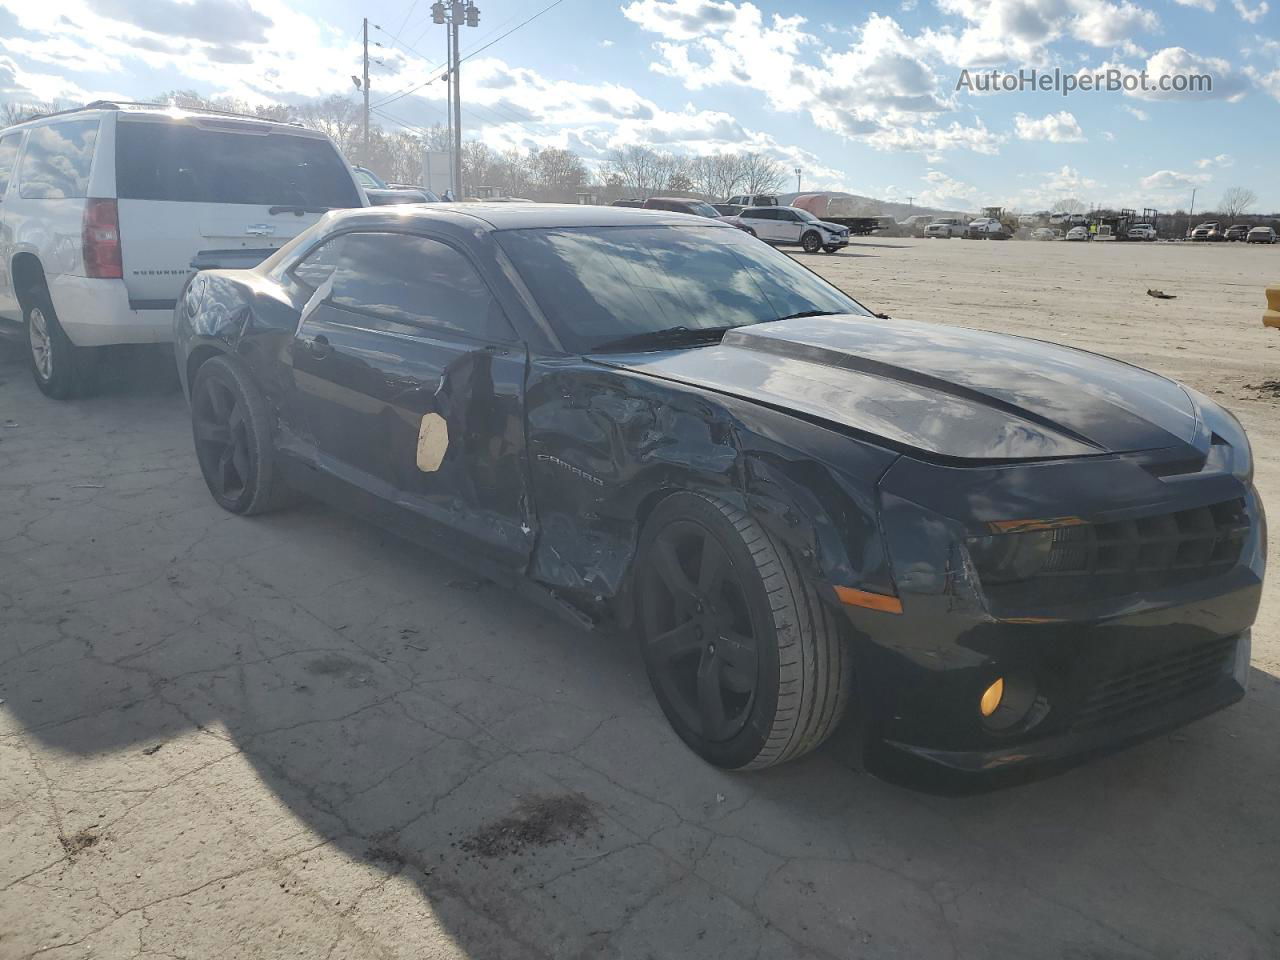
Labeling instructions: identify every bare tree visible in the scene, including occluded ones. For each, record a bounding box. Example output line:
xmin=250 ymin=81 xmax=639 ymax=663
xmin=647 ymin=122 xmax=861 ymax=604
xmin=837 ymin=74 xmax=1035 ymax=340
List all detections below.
xmin=527 ymin=146 xmax=588 ymax=199
xmin=1051 ymin=197 xmax=1086 ymax=214
xmin=739 ymin=152 xmax=786 ymax=196
xmin=1219 ymin=186 xmax=1257 ymax=219
xmin=690 ymin=153 xmax=745 ymax=200
xmin=295 ymin=95 xmax=364 ymax=158
xmin=155 ymin=89 xmax=291 ymax=121
xmin=2 ymin=99 xmax=65 ymax=124
xmin=607 ymin=145 xmax=665 ymax=198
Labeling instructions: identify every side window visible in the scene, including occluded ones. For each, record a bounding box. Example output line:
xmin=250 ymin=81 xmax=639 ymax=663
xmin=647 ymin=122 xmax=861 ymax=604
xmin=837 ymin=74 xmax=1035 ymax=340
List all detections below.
xmin=752 ymin=209 xmax=777 ymax=221
xmin=328 ymin=232 xmax=514 ymax=342
xmin=18 ymin=119 xmax=99 ymax=199
xmin=291 ymin=237 xmax=343 ymax=291
xmin=0 ymin=132 xmax=22 ymax=198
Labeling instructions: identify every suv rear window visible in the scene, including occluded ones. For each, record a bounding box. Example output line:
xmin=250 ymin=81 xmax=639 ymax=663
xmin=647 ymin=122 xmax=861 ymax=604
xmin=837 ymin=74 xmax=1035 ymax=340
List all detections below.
xmin=115 ymin=120 xmax=361 ymax=208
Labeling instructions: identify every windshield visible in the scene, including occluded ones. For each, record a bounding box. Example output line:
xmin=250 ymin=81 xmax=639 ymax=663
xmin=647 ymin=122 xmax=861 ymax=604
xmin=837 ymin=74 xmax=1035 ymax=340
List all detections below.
xmin=496 ymin=224 xmax=868 ymax=353
xmin=354 ymin=168 xmax=383 ymax=189
xmin=794 ymin=208 xmax=819 ymax=222
xmin=115 ymin=120 xmax=362 ymax=208
xmin=687 ymin=201 xmax=721 ymax=218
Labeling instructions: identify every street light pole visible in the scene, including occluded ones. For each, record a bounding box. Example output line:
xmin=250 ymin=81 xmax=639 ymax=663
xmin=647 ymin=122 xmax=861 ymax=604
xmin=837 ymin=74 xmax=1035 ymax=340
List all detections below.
xmin=794 ymin=166 xmax=801 ymax=193
xmin=432 ymin=1 xmax=480 ymax=200
xmin=361 ymin=17 xmax=370 ymax=163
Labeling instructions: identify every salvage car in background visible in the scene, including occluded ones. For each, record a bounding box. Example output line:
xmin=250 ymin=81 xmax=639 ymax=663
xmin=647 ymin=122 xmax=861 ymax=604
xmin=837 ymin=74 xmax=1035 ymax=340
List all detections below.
xmin=1031 ymin=227 xmax=1058 ymax=241
xmin=964 ymin=217 xmax=1010 ymax=240
xmin=1065 ymin=225 xmax=1090 ymax=241
xmin=1128 ymin=224 xmax=1157 ymax=241
xmin=925 ymin=217 xmax=963 ymax=238
xmin=1191 ymin=222 xmax=1223 ymax=242
xmin=352 ymin=165 xmax=438 ymax=205
xmin=0 ymin=100 xmax=365 ymax=399
xmin=1247 ymin=226 xmax=1277 ymax=244
xmin=729 ymin=205 xmax=849 ymax=253
xmin=642 ymin=196 xmax=728 ymax=219
xmin=1224 ymin=225 xmax=1250 ymax=242
xmin=174 ymin=203 xmax=1265 ymax=787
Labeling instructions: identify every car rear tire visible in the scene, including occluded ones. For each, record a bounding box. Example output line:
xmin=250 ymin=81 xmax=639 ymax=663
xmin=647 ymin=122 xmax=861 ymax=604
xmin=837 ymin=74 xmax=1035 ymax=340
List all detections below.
xmin=190 ymin=355 xmax=293 ymax=516
xmin=801 ymin=231 xmax=822 ymax=254
xmin=27 ymin=292 xmax=94 ymax=400
xmin=637 ymin=492 xmax=852 ymax=770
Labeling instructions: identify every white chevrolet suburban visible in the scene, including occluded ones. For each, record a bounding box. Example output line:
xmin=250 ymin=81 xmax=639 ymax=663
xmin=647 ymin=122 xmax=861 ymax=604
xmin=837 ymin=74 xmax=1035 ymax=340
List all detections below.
xmin=0 ymin=101 xmax=366 ymax=398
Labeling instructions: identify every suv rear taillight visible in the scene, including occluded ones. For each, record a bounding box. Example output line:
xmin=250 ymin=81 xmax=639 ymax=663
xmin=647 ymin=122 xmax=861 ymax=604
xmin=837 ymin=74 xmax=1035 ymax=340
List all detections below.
xmin=82 ymin=198 xmax=123 ymax=279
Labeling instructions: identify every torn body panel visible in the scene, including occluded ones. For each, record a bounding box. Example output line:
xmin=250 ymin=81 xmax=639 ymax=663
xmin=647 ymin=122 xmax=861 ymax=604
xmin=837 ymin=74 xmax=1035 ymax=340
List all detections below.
xmin=522 ymin=358 xmax=899 ymax=609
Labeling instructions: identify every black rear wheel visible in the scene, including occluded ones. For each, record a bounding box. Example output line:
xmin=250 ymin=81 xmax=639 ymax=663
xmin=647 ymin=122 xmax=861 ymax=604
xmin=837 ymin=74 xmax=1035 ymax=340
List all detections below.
xmin=190 ymin=355 xmax=292 ymax=515
xmin=638 ymin=493 xmax=852 ymax=769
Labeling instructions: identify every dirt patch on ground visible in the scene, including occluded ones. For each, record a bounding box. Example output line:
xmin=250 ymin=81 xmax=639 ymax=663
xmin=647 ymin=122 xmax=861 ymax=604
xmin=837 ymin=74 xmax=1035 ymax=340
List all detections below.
xmin=1245 ymin=380 xmax=1280 ymax=399
xmin=459 ymin=793 xmax=598 ymax=859
xmin=60 ymin=828 xmax=101 ymax=858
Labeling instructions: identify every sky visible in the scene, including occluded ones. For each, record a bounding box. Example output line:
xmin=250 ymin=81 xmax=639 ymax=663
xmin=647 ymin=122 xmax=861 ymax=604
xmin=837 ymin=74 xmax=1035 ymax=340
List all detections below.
xmin=0 ymin=0 xmax=1276 ymax=212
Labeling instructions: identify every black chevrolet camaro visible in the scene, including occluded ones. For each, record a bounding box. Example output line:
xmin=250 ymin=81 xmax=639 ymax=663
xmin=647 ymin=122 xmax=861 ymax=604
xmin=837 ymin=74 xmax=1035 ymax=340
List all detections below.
xmin=175 ymin=204 xmax=1266 ymax=787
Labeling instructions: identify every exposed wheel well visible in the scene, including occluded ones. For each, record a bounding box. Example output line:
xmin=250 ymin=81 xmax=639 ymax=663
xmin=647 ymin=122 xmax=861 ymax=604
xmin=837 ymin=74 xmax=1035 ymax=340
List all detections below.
xmin=11 ymin=253 xmax=47 ymax=310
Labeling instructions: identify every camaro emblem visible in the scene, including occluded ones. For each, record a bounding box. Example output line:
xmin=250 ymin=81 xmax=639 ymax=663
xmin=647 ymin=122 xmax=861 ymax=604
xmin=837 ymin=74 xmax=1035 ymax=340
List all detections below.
xmin=245 ymin=224 xmax=276 ymax=236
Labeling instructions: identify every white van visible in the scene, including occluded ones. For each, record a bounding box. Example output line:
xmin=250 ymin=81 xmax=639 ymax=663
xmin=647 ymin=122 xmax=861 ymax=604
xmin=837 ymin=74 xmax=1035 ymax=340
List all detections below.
xmin=0 ymin=101 xmax=366 ymax=398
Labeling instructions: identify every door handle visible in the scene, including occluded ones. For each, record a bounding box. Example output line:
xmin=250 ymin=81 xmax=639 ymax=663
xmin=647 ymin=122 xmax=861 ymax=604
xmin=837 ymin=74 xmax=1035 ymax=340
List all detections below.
xmin=306 ymin=334 xmax=331 ymax=359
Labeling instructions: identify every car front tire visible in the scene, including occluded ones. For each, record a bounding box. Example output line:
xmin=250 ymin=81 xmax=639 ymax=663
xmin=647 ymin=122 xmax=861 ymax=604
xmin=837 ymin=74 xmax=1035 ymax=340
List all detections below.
xmin=190 ymin=355 xmax=293 ymax=516
xmin=801 ymin=231 xmax=822 ymax=254
xmin=637 ymin=492 xmax=853 ymax=770
xmin=26 ymin=292 xmax=93 ymax=400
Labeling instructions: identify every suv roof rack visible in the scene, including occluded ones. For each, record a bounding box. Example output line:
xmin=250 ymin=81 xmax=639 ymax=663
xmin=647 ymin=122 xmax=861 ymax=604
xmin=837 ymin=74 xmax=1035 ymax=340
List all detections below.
xmin=17 ymin=99 xmax=302 ymax=127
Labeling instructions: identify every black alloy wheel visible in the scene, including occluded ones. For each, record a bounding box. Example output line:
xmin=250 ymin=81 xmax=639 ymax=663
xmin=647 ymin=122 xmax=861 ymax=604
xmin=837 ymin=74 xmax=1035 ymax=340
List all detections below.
xmin=190 ymin=355 xmax=292 ymax=515
xmin=638 ymin=493 xmax=852 ymax=769
xmin=801 ymin=231 xmax=822 ymax=254
xmin=642 ymin=518 xmax=761 ymax=745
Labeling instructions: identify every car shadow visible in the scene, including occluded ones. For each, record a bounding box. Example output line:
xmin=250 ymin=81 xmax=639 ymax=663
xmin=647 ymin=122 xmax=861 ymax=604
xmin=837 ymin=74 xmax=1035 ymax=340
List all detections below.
xmin=2 ymin=339 xmax=1279 ymax=958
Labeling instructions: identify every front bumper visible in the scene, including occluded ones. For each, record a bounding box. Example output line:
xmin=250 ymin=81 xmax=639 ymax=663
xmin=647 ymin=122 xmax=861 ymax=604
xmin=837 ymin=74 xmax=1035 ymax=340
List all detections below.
xmin=847 ymin=453 xmax=1266 ymax=793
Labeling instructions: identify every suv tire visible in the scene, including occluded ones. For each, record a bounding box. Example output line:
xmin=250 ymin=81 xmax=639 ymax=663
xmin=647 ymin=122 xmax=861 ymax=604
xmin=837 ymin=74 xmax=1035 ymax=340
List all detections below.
xmin=27 ymin=291 xmax=94 ymax=400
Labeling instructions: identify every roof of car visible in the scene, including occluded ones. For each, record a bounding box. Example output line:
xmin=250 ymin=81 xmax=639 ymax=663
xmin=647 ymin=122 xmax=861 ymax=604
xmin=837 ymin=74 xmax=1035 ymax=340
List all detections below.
xmin=325 ymin=202 xmax=732 ymax=232
xmin=1 ymin=99 xmax=317 ymax=135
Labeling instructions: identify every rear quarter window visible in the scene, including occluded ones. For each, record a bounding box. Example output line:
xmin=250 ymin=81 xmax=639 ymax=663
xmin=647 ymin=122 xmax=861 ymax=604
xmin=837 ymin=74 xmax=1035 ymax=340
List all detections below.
xmin=0 ymin=132 xmax=22 ymax=196
xmin=18 ymin=119 xmax=99 ymax=199
xmin=115 ymin=120 xmax=360 ymax=208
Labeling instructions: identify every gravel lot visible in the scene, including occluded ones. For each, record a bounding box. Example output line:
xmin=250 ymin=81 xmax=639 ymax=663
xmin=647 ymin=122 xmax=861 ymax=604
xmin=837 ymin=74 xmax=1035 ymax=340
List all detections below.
xmin=1 ymin=238 xmax=1277 ymax=960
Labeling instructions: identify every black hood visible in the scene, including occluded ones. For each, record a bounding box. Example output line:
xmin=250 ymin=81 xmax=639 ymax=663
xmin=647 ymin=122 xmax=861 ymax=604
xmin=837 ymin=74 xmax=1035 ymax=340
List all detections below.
xmin=592 ymin=315 xmax=1200 ymax=461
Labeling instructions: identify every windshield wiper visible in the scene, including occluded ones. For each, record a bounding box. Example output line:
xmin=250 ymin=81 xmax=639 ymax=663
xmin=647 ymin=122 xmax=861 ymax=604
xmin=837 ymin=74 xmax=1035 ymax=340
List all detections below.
xmin=591 ymin=325 xmax=736 ymax=352
xmin=772 ymin=309 xmax=843 ymax=322
xmin=268 ymin=205 xmax=331 ymax=216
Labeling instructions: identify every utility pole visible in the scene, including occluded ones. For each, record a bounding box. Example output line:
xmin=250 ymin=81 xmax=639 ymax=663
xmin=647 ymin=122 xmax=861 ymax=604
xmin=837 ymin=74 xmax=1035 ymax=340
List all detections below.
xmin=1188 ymin=187 xmax=1197 ymax=238
xmin=433 ymin=2 xmax=480 ymax=200
xmin=362 ymin=17 xmax=370 ymax=164
xmin=794 ymin=166 xmax=801 ymax=193
xmin=905 ymin=195 xmax=915 ymax=207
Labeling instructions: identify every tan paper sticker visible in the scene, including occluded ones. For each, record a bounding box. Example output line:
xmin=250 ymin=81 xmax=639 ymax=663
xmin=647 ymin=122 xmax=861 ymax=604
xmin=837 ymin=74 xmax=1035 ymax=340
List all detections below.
xmin=416 ymin=413 xmax=449 ymax=472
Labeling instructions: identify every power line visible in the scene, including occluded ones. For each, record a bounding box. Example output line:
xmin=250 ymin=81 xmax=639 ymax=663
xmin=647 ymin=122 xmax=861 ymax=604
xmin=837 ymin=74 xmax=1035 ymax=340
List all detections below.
xmin=457 ymin=0 xmax=567 ymax=67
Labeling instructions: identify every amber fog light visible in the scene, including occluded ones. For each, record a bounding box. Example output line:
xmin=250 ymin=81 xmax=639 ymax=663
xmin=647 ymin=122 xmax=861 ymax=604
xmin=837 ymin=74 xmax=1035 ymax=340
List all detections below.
xmin=979 ymin=672 xmax=1038 ymax=732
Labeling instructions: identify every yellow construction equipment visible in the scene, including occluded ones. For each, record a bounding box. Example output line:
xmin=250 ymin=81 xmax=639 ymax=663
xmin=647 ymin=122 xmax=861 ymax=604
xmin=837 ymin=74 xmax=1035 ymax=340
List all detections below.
xmin=1266 ymin=286 xmax=1280 ymax=331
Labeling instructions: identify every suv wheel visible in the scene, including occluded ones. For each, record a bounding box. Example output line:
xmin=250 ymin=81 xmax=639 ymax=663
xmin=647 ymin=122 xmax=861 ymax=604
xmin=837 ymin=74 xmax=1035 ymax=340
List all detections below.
xmin=27 ymin=292 xmax=93 ymax=400
xmin=801 ymin=231 xmax=822 ymax=254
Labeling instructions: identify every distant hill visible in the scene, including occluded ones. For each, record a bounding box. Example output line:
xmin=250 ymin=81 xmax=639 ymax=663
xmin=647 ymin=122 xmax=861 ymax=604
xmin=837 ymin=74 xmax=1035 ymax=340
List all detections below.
xmin=778 ymin=191 xmax=965 ymax=221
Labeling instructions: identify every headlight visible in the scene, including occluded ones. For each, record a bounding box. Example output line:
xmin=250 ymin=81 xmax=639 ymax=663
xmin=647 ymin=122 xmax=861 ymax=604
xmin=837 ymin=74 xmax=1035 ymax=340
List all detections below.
xmin=1186 ymin=388 xmax=1254 ymax=484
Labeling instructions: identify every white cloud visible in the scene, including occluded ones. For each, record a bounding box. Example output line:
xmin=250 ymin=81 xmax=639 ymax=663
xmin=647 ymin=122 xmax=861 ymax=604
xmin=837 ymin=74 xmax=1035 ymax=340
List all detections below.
xmin=1014 ymin=110 xmax=1086 ymax=141
xmin=1232 ymin=0 xmax=1269 ymax=21
xmin=1139 ymin=169 xmax=1211 ymax=192
xmin=623 ymin=3 xmax=1006 ymax=155
xmin=1195 ymin=153 xmax=1233 ymax=168
xmin=1101 ymin=130 xmax=1116 ymax=139
xmin=920 ymin=0 xmax=1159 ymax=67
xmin=1122 ymin=104 xmax=1150 ymax=120
xmin=1135 ymin=47 xmax=1253 ymax=100
xmin=917 ymin=169 xmax=978 ymax=208
xmin=600 ymin=39 xmax=615 ymax=47
xmin=1172 ymin=0 xmax=1215 ymax=9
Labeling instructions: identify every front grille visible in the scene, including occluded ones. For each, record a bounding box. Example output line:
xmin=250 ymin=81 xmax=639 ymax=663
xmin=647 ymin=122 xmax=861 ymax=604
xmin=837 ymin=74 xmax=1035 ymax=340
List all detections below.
xmin=1073 ymin=636 xmax=1237 ymax=730
xmin=978 ymin=499 xmax=1248 ymax=608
